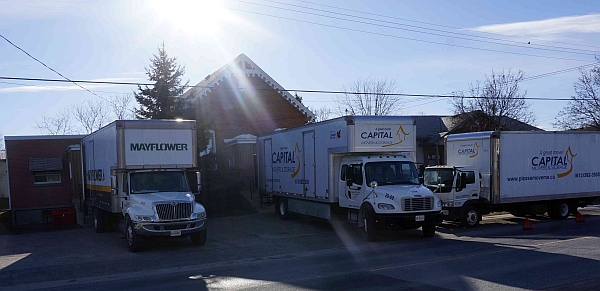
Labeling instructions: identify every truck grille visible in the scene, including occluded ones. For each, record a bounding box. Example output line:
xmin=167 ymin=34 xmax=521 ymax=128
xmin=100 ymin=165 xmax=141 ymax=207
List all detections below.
xmin=402 ymin=197 xmax=433 ymax=212
xmin=155 ymin=202 xmax=192 ymax=220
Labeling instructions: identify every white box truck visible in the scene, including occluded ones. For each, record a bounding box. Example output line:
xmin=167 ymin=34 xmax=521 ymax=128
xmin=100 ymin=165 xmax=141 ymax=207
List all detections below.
xmin=83 ymin=120 xmax=207 ymax=252
xmin=257 ymin=116 xmax=442 ymax=240
xmin=424 ymin=131 xmax=600 ymax=227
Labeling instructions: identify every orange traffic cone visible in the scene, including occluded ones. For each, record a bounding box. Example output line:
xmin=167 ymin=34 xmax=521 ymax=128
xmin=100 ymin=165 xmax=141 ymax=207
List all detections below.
xmin=522 ymin=218 xmax=533 ymax=231
xmin=575 ymin=212 xmax=586 ymax=223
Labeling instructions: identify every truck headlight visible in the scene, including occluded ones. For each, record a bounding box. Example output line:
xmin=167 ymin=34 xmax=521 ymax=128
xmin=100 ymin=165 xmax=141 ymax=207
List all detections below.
xmin=134 ymin=215 xmax=156 ymax=222
xmin=443 ymin=202 xmax=454 ymax=207
xmin=437 ymin=199 xmax=442 ymax=208
xmin=191 ymin=211 xmax=207 ymax=220
xmin=377 ymin=203 xmax=395 ymax=210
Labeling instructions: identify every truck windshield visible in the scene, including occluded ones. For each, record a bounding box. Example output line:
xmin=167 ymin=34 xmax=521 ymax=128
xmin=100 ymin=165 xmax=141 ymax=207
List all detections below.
xmin=365 ymin=161 xmax=420 ymax=185
xmin=130 ymin=171 xmax=190 ymax=194
xmin=423 ymin=168 xmax=455 ymax=193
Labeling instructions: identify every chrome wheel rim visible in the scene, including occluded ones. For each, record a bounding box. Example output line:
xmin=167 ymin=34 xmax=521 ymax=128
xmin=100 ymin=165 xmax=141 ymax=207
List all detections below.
xmin=279 ymin=202 xmax=285 ymax=216
xmin=467 ymin=210 xmax=478 ymax=225
xmin=559 ymin=203 xmax=569 ymax=217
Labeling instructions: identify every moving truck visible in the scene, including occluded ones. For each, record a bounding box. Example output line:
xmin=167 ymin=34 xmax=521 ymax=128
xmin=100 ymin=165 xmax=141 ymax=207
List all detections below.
xmin=424 ymin=131 xmax=600 ymax=227
xmin=83 ymin=120 xmax=207 ymax=252
xmin=257 ymin=116 xmax=442 ymax=240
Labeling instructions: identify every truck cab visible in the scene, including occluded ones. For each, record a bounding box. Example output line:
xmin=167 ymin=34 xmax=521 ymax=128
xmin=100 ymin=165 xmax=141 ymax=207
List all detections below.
xmin=339 ymin=155 xmax=443 ymax=239
xmin=118 ymin=169 xmax=206 ymax=240
xmin=423 ymin=166 xmax=482 ymax=227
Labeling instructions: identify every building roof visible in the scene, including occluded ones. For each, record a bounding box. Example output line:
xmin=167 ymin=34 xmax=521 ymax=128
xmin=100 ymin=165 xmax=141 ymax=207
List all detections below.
xmin=4 ymin=135 xmax=85 ymax=141
xmin=411 ymin=115 xmax=450 ymax=142
xmin=181 ymin=53 xmax=315 ymax=120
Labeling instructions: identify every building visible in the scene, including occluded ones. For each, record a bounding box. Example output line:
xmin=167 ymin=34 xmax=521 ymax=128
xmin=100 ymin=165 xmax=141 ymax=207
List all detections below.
xmin=5 ymin=135 xmax=83 ymax=226
xmin=182 ymin=53 xmax=314 ymax=154
xmin=0 ymin=150 xmax=8 ymax=209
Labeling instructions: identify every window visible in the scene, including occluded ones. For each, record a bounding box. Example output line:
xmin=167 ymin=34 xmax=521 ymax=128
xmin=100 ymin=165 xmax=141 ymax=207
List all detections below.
xmin=464 ymin=171 xmax=476 ymax=184
xmin=340 ymin=165 xmax=348 ymax=181
xmin=350 ymin=164 xmax=363 ymax=185
xmin=33 ymin=172 xmax=61 ymax=185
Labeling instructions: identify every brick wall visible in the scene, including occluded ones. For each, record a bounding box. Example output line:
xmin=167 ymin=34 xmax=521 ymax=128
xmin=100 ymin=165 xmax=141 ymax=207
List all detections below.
xmin=199 ymin=74 xmax=310 ymax=151
xmin=6 ymin=137 xmax=81 ymax=210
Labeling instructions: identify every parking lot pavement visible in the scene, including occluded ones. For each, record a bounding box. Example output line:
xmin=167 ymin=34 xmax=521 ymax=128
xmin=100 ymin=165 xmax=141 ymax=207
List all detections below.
xmin=1 ymin=205 xmax=599 ymax=289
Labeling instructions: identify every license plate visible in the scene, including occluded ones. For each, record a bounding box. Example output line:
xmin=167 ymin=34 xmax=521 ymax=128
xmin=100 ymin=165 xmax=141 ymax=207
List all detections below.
xmin=170 ymin=230 xmax=182 ymax=237
xmin=442 ymin=210 xmax=449 ymax=215
xmin=415 ymin=215 xmax=425 ymax=222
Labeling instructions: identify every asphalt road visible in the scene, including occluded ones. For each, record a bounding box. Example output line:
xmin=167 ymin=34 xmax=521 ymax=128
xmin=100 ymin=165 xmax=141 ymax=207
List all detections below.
xmin=1 ymin=206 xmax=599 ymax=291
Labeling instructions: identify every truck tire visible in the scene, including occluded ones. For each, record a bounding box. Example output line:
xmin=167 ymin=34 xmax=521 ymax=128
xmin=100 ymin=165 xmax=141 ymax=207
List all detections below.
xmin=422 ymin=225 xmax=436 ymax=237
xmin=569 ymin=203 xmax=578 ymax=215
xmin=277 ymin=198 xmax=291 ymax=220
xmin=93 ymin=208 xmax=106 ymax=233
xmin=363 ymin=205 xmax=377 ymax=242
xmin=461 ymin=206 xmax=481 ymax=228
xmin=549 ymin=201 xmax=570 ymax=220
xmin=191 ymin=229 xmax=207 ymax=246
xmin=126 ymin=218 xmax=144 ymax=252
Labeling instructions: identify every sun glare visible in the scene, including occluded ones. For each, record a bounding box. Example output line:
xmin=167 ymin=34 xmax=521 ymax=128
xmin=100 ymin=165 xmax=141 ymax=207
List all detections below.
xmin=148 ymin=0 xmax=233 ymax=38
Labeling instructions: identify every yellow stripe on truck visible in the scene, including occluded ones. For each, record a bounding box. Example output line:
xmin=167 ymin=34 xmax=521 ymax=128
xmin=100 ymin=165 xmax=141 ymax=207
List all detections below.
xmin=86 ymin=184 xmax=112 ymax=193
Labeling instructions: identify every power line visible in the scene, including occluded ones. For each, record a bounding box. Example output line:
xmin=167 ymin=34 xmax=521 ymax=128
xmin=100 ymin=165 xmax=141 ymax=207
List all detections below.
xmin=0 ymin=76 xmax=589 ymax=101
xmin=235 ymin=0 xmax=599 ymax=57
xmin=282 ymin=0 xmax=600 ymax=51
xmin=0 ymin=34 xmax=136 ymax=114
xmin=227 ymin=8 xmax=592 ymax=63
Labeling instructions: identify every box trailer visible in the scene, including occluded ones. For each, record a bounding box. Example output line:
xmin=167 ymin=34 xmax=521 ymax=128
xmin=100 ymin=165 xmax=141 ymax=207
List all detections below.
xmin=257 ymin=116 xmax=442 ymax=240
xmin=83 ymin=120 xmax=207 ymax=252
xmin=424 ymin=131 xmax=600 ymax=227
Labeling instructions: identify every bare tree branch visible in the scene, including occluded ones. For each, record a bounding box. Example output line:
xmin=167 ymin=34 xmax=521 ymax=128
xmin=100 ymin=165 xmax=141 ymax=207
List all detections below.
xmin=451 ymin=69 xmax=535 ymax=131
xmin=335 ymin=77 xmax=404 ymax=116
xmin=73 ymin=100 xmax=110 ymax=134
xmin=34 ymin=110 xmax=76 ymax=135
xmin=313 ymin=106 xmax=333 ymax=122
xmin=111 ymin=94 xmax=135 ymax=120
xmin=554 ymin=63 xmax=600 ymax=130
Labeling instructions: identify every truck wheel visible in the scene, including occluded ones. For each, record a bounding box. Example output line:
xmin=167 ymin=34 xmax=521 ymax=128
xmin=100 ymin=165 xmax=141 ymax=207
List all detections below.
xmin=550 ymin=201 xmax=570 ymax=220
xmin=461 ymin=206 xmax=481 ymax=228
xmin=422 ymin=225 xmax=436 ymax=237
xmin=93 ymin=208 xmax=106 ymax=233
xmin=126 ymin=218 xmax=144 ymax=252
xmin=277 ymin=198 xmax=291 ymax=220
xmin=569 ymin=203 xmax=578 ymax=215
xmin=363 ymin=205 xmax=377 ymax=242
xmin=191 ymin=229 xmax=207 ymax=246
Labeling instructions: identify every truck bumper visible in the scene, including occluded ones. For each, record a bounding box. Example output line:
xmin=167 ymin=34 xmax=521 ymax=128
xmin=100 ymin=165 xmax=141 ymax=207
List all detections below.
xmin=442 ymin=207 xmax=461 ymax=220
xmin=376 ymin=211 xmax=443 ymax=227
xmin=133 ymin=219 xmax=207 ymax=236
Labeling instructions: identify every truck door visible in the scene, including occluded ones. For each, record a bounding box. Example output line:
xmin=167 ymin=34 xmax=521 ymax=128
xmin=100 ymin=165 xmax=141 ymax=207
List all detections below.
xmin=455 ymin=170 xmax=477 ymax=207
xmin=302 ymin=131 xmax=316 ymax=197
xmin=264 ymin=139 xmax=273 ymax=193
xmin=338 ymin=164 xmax=363 ymax=209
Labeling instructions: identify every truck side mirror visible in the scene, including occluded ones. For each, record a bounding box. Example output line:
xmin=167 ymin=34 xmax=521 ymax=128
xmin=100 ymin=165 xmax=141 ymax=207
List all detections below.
xmin=110 ymin=175 xmax=118 ymax=195
xmin=346 ymin=179 xmax=353 ymax=187
xmin=195 ymin=171 xmax=202 ymax=194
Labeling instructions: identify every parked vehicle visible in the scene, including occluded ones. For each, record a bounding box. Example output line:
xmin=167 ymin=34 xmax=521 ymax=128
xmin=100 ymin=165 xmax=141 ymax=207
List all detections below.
xmin=424 ymin=131 xmax=600 ymax=227
xmin=83 ymin=120 xmax=207 ymax=252
xmin=257 ymin=116 xmax=442 ymax=240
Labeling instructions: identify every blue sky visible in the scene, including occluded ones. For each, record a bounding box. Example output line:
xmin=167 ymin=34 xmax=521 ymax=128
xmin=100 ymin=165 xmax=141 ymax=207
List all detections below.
xmin=1 ymin=0 xmax=599 ymax=141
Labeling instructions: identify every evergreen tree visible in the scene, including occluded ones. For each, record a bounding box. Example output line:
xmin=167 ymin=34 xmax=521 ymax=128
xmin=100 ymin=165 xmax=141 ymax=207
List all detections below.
xmin=135 ymin=43 xmax=190 ymax=119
